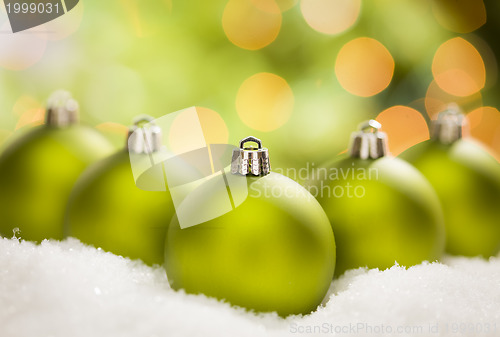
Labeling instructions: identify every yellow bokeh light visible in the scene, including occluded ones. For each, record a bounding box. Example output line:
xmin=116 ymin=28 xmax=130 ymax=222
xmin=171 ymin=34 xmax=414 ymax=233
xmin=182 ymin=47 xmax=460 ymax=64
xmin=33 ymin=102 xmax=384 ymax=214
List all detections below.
xmin=15 ymin=109 xmax=45 ymax=130
xmin=196 ymin=107 xmax=229 ymax=145
xmin=12 ymin=96 xmax=44 ymax=129
xmin=432 ymin=37 xmax=486 ymax=97
xmin=466 ymin=107 xmax=500 ymax=160
xmin=376 ymin=106 xmax=429 ymax=156
xmin=222 ymin=0 xmax=282 ymax=50
xmin=250 ymin=0 xmax=297 ymax=13
xmin=301 ymin=0 xmax=360 ymax=35
xmin=432 ymin=0 xmax=486 ymax=34
xmin=335 ymin=37 xmax=394 ymax=97
xmin=425 ymin=80 xmax=483 ymax=120
xmin=236 ymin=72 xmax=294 ymax=132
xmin=169 ymin=107 xmax=229 ymax=155
xmin=95 ymin=122 xmax=129 ymax=135
xmin=96 ymin=122 xmax=129 ymax=138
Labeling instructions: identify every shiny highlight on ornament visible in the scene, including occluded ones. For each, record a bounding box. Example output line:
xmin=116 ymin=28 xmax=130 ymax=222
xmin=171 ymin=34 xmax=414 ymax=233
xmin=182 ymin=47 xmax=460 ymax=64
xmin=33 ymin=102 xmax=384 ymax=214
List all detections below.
xmin=335 ymin=38 xmax=395 ymax=97
xmin=300 ymin=0 xmax=361 ymax=35
xmin=432 ymin=38 xmax=486 ymax=97
xmin=376 ymin=106 xmax=430 ymax=156
xmin=236 ymin=72 xmax=294 ymax=132
xmin=222 ymin=0 xmax=282 ymax=50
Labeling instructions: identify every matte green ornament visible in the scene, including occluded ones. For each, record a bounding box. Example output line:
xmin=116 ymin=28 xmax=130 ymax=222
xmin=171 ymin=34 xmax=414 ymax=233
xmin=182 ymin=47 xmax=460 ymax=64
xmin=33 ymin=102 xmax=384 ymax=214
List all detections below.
xmin=0 ymin=91 xmax=114 ymax=242
xmin=66 ymin=117 xmax=175 ymax=265
xmin=315 ymin=120 xmax=445 ymax=277
xmin=400 ymin=106 xmax=500 ymax=257
xmin=164 ymin=137 xmax=335 ymax=317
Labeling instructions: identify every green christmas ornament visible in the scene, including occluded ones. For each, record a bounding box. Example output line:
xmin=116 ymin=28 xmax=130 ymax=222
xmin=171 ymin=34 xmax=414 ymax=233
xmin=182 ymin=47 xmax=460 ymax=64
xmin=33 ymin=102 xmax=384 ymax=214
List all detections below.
xmin=164 ymin=137 xmax=335 ymax=317
xmin=65 ymin=117 xmax=175 ymax=265
xmin=400 ymin=106 xmax=500 ymax=257
xmin=0 ymin=91 xmax=114 ymax=242
xmin=314 ymin=120 xmax=445 ymax=277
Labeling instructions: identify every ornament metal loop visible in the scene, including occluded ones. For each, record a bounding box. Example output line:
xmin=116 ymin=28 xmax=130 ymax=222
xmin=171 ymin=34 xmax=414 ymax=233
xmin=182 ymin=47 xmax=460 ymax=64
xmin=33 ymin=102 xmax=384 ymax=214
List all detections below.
xmin=127 ymin=115 xmax=163 ymax=154
xmin=349 ymin=119 xmax=388 ymax=160
xmin=132 ymin=115 xmax=156 ymax=127
xmin=231 ymin=136 xmax=271 ymax=176
xmin=431 ymin=104 xmax=465 ymax=145
xmin=45 ymin=90 xmax=80 ymax=127
xmin=359 ymin=119 xmax=382 ymax=133
xmin=239 ymin=136 xmax=262 ymax=150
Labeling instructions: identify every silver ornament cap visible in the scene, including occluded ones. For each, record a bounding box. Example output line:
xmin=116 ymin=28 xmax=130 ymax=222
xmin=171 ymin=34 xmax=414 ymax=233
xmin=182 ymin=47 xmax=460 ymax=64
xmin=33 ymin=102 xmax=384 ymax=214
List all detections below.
xmin=349 ymin=119 xmax=388 ymax=160
xmin=231 ymin=136 xmax=271 ymax=176
xmin=431 ymin=104 xmax=465 ymax=145
xmin=45 ymin=90 xmax=79 ymax=127
xmin=127 ymin=115 xmax=163 ymax=154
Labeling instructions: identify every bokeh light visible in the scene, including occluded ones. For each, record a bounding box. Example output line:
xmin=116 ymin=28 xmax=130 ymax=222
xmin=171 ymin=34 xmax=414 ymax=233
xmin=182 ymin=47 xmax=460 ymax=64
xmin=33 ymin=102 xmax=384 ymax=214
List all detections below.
xmin=222 ymin=0 xmax=282 ymax=50
xmin=425 ymin=80 xmax=483 ymax=120
xmin=335 ymin=37 xmax=394 ymax=97
xmin=301 ymin=0 xmax=361 ymax=35
xmin=0 ymin=23 xmax=47 ymax=70
xmin=432 ymin=37 xmax=486 ymax=97
xmin=236 ymin=72 xmax=294 ymax=132
xmin=196 ymin=107 xmax=229 ymax=145
xmin=250 ymin=0 xmax=297 ymax=13
xmin=376 ymin=106 xmax=429 ymax=156
xmin=169 ymin=107 xmax=229 ymax=155
xmin=432 ymin=0 xmax=486 ymax=34
xmin=466 ymin=106 xmax=500 ymax=160
xmin=15 ymin=109 xmax=44 ymax=130
xmin=95 ymin=122 xmax=129 ymax=149
xmin=12 ymin=96 xmax=44 ymax=130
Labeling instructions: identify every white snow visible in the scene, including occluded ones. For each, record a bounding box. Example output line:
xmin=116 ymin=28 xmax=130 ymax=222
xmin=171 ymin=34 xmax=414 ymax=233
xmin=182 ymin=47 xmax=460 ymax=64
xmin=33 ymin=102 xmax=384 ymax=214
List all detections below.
xmin=1 ymin=236 xmax=499 ymax=337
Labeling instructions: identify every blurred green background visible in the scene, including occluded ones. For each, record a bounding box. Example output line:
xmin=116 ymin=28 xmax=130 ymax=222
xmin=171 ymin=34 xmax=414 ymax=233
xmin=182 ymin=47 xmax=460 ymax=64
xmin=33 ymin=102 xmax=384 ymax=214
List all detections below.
xmin=1 ymin=0 xmax=499 ymax=172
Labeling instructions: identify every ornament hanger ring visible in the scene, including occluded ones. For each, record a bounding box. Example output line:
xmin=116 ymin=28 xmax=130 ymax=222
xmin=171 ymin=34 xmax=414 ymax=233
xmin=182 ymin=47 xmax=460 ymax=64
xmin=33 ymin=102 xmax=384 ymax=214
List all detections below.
xmin=240 ymin=136 xmax=262 ymax=150
xmin=437 ymin=103 xmax=463 ymax=121
xmin=359 ymin=119 xmax=381 ymax=133
xmin=133 ymin=115 xmax=156 ymax=127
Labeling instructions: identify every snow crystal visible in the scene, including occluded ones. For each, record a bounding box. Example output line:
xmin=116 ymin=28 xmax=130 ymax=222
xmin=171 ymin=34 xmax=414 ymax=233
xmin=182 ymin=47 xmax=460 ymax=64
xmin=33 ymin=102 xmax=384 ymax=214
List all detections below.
xmin=1 ymin=236 xmax=499 ymax=337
